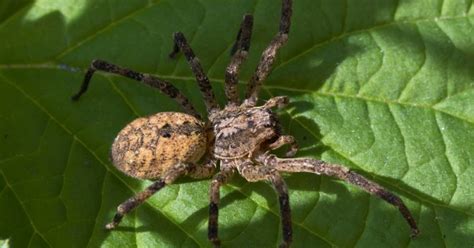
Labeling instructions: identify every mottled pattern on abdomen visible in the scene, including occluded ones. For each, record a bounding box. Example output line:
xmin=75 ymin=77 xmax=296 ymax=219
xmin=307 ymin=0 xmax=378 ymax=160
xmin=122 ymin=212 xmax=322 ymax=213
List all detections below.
xmin=111 ymin=112 xmax=207 ymax=179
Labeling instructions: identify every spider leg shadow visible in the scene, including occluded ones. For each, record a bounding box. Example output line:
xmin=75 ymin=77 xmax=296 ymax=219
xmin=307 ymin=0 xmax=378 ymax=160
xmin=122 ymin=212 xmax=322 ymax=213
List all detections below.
xmin=273 ymin=103 xmax=329 ymax=158
xmin=233 ymin=166 xmax=464 ymax=246
xmin=181 ymin=182 xmax=248 ymax=229
xmin=219 ymin=112 xmax=474 ymax=245
xmin=99 ymin=170 xmax=473 ymax=247
xmin=178 ymin=176 xmax=336 ymax=247
xmin=263 ymin=41 xmax=364 ymax=96
xmin=285 ymin=99 xmax=315 ymax=115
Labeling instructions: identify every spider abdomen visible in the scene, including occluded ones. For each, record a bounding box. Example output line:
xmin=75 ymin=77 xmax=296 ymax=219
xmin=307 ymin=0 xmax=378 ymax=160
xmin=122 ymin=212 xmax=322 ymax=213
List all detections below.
xmin=110 ymin=112 xmax=207 ymax=180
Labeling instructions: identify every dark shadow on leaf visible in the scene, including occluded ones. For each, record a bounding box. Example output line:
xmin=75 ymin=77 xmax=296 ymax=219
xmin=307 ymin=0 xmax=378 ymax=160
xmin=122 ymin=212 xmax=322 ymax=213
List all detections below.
xmin=180 ymin=189 xmax=247 ymax=230
xmin=184 ymin=172 xmax=473 ymax=247
xmin=0 ymin=0 xmax=34 ymax=23
xmin=368 ymin=21 xmax=474 ymax=96
xmin=264 ymin=42 xmax=363 ymax=95
xmin=286 ymin=100 xmax=315 ymax=116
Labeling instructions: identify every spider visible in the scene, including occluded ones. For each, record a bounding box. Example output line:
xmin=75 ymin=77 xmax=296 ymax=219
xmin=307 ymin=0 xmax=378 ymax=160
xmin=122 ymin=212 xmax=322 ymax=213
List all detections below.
xmin=72 ymin=0 xmax=419 ymax=247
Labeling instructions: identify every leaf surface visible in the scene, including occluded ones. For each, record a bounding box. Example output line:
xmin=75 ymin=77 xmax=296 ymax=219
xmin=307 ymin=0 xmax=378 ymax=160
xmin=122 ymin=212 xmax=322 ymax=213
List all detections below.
xmin=0 ymin=0 xmax=473 ymax=247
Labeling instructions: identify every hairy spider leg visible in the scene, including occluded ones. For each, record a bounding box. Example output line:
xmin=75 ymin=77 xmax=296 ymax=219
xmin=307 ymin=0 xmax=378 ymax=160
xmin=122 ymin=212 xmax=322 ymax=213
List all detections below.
xmin=188 ymin=157 xmax=217 ymax=179
xmin=262 ymin=96 xmax=298 ymax=157
xmin=169 ymin=32 xmax=219 ymax=113
xmin=238 ymin=161 xmax=292 ymax=248
xmin=230 ymin=14 xmax=254 ymax=56
xmin=258 ymin=153 xmax=421 ymax=238
xmin=71 ymin=59 xmax=200 ymax=118
xmin=208 ymin=168 xmax=234 ymax=247
xmin=245 ymin=0 xmax=292 ymax=106
xmin=268 ymin=135 xmax=299 ymax=157
xmin=225 ymin=14 xmax=253 ymax=105
xmin=105 ymin=163 xmax=195 ymax=229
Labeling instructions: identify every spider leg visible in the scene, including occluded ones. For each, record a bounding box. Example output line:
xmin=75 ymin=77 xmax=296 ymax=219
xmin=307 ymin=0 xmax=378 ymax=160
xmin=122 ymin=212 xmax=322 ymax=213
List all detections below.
xmin=262 ymin=96 xmax=289 ymax=109
xmin=72 ymin=59 xmax=200 ymax=118
xmin=105 ymin=163 xmax=193 ymax=230
xmin=244 ymin=0 xmax=292 ymax=106
xmin=225 ymin=14 xmax=253 ymax=105
xmin=258 ymin=154 xmax=420 ymax=238
xmin=208 ymin=168 xmax=234 ymax=247
xmin=268 ymin=135 xmax=298 ymax=157
xmin=238 ymin=161 xmax=292 ymax=248
xmin=230 ymin=14 xmax=253 ymax=56
xmin=189 ymin=156 xmax=217 ymax=179
xmin=169 ymin=32 xmax=219 ymax=113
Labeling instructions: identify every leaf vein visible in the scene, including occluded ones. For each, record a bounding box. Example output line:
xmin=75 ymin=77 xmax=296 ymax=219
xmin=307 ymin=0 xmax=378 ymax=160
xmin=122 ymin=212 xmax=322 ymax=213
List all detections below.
xmin=358 ymin=31 xmax=384 ymax=95
xmin=0 ymin=66 xmax=472 ymax=125
xmin=433 ymin=207 xmax=448 ymax=248
xmin=0 ymin=171 xmax=53 ymax=248
xmin=299 ymin=177 xmax=322 ymax=225
xmin=351 ymin=195 xmax=370 ymax=247
xmin=0 ymin=73 xmax=203 ymax=247
xmin=54 ymin=1 xmax=158 ymax=60
xmin=106 ymin=76 xmax=142 ymax=116
xmin=387 ymin=105 xmax=410 ymax=180
xmin=26 ymin=232 xmax=34 ymax=248
xmin=225 ymin=183 xmax=335 ymax=246
xmin=58 ymin=139 xmax=75 ymax=223
xmin=84 ymin=170 xmax=108 ymax=248
xmin=398 ymin=23 xmax=427 ymax=101
xmin=263 ymin=88 xmax=474 ymax=217
xmin=0 ymin=3 xmax=34 ymax=30
xmin=272 ymin=14 xmax=474 ymax=74
xmin=434 ymin=113 xmax=458 ymax=205
xmin=222 ymin=202 xmax=258 ymax=243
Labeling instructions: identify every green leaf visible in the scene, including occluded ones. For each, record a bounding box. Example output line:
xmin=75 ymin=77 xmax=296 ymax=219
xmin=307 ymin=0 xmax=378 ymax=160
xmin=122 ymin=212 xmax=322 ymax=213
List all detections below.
xmin=0 ymin=239 xmax=9 ymax=248
xmin=1 ymin=0 xmax=473 ymax=247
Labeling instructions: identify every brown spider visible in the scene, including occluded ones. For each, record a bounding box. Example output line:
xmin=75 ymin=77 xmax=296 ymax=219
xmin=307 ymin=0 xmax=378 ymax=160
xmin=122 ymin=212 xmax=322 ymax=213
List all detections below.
xmin=72 ymin=0 xmax=419 ymax=247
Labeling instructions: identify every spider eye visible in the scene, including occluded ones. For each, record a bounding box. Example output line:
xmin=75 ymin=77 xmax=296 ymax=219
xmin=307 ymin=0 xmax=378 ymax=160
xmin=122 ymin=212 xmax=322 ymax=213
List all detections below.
xmin=247 ymin=120 xmax=255 ymax=128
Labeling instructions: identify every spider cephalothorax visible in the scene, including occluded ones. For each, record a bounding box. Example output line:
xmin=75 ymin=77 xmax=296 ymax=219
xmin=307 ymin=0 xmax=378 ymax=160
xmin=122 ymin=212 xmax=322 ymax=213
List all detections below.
xmin=72 ymin=0 xmax=419 ymax=247
xmin=211 ymin=98 xmax=286 ymax=159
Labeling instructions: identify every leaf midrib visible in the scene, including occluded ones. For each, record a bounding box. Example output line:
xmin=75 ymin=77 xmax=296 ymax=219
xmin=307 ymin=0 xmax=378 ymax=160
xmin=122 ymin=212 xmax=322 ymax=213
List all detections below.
xmin=0 ymin=65 xmax=472 ymax=126
xmin=0 ymin=73 xmax=204 ymax=247
xmin=0 ymin=70 xmax=338 ymax=246
xmin=2 ymin=66 xmax=473 ymax=248
xmin=1 ymin=1 xmax=473 ymax=248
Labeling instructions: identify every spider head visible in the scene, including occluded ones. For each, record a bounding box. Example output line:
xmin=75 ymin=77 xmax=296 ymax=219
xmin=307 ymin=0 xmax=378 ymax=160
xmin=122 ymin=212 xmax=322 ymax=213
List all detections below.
xmin=210 ymin=97 xmax=288 ymax=159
